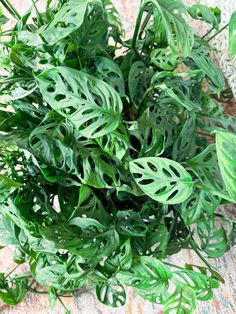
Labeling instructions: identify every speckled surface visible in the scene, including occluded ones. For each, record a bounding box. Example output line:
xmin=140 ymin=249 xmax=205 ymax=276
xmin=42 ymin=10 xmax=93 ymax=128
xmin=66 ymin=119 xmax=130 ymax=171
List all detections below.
xmin=0 ymin=1 xmax=236 ymax=313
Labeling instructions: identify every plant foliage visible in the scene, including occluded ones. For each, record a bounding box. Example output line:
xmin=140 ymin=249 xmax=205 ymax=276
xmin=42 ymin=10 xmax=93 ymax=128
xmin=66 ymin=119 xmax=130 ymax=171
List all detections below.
xmin=0 ymin=0 xmax=235 ymax=313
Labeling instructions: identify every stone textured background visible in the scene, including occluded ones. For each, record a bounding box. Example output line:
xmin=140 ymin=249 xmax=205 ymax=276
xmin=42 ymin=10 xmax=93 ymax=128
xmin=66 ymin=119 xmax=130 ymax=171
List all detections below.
xmin=0 ymin=1 xmax=236 ymax=313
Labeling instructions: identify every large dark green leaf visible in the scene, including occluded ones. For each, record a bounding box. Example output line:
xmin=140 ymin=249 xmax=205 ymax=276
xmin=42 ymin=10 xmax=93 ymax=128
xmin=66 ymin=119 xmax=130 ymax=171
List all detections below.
xmin=96 ymin=279 xmax=126 ymax=307
xmin=37 ymin=66 xmax=123 ymax=138
xmin=129 ymin=157 xmax=193 ymax=204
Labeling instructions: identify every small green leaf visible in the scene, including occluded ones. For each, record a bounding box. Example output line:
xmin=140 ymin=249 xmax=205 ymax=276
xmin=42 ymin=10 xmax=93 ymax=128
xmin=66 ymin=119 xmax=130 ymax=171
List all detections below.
xmin=0 ymin=175 xmax=22 ymax=203
xmin=129 ymin=157 xmax=193 ymax=204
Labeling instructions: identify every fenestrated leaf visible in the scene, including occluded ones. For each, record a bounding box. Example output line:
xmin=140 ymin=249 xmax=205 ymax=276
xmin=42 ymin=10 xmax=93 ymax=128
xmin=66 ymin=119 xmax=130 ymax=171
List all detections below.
xmin=144 ymin=0 xmax=194 ymax=57
xmin=181 ymin=189 xmax=220 ymax=225
xmin=96 ymin=278 xmax=126 ymax=307
xmin=188 ymin=4 xmax=221 ymax=29
xmin=164 ymin=286 xmax=197 ymax=314
xmin=151 ymin=47 xmax=180 ymax=70
xmin=40 ymin=218 xmax=119 ymax=262
xmin=90 ymin=57 xmax=125 ymax=96
xmin=72 ymin=1 xmax=108 ymax=51
xmin=117 ymin=256 xmax=172 ymax=292
xmin=115 ymin=210 xmax=148 ymax=237
xmin=128 ymin=109 xmax=163 ymax=158
xmin=172 ymin=269 xmax=219 ymax=301
xmin=197 ymin=217 xmax=228 ymax=258
xmin=0 ymin=175 xmax=22 ymax=203
xmin=37 ymin=66 xmax=123 ymax=138
xmin=229 ymin=11 xmax=236 ymax=55
xmin=172 ymin=113 xmax=196 ymax=161
xmin=129 ymin=157 xmax=193 ymax=204
xmin=185 ymin=41 xmax=225 ymax=95
xmin=104 ymin=239 xmax=132 ymax=272
xmin=215 ymin=130 xmax=236 ymax=201
xmin=41 ymin=0 xmax=91 ymax=45
xmin=128 ymin=61 xmax=153 ymax=107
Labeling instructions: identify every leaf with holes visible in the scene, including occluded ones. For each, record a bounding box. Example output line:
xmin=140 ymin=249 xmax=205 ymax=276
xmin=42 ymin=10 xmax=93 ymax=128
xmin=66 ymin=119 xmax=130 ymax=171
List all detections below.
xmin=151 ymin=47 xmax=181 ymax=70
xmin=117 ymin=256 xmax=172 ymax=293
xmin=215 ymin=130 xmax=236 ymax=201
xmin=197 ymin=217 xmax=228 ymax=258
xmin=164 ymin=286 xmax=197 ymax=314
xmin=96 ymin=279 xmax=126 ymax=307
xmin=188 ymin=4 xmax=221 ymax=29
xmin=105 ymin=239 xmax=132 ymax=272
xmin=172 ymin=269 xmax=219 ymax=301
xmin=128 ymin=61 xmax=153 ymax=107
xmin=172 ymin=113 xmax=196 ymax=161
xmin=115 ymin=210 xmax=148 ymax=237
xmin=185 ymin=41 xmax=225 ymax=95
xmin=144 ymin=0 xmax=194 ymax=57
xmin=129 ymin=157 xmax=193 ymax=204
xmin=37 ymin=66 xmax=123 ymax=138
xmin=41 ymin=0 xmax=91 ymax=45
xmin=181 ymin=189 xmax=220 ymax=225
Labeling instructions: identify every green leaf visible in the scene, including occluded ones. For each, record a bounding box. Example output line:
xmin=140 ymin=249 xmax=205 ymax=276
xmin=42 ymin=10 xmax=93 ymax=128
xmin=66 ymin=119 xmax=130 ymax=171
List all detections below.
xmin=185 ymin=41 xmax=225 ymax=95
xmin=41 ymin=0 xmax=91 ymax=45
xmin=96 ymin=279 xmax=126 ymax=307
xmin=215 ymin=130 xmax=236 ymax=201
xmin=197 ymin=217 xmax=228 ymax=258
xmin=105 ymin=239 xmax=132 ymax=272
xmin=188 ymin=4 xmax=221 ymax=29
xmin=181 ymin=190 xmax=220 ymax=225
xmin=0 ymin=175 xmax=22 ymax=203
xmin=40 ymin=218 xmax=119 ymax=262
xmin=72 ymin=2 xmax=108 ymax=51
xmin=151 ymin=47 xmax=180 ymax=70
xmin=164 ymin=286 xmax=197 ymax=314
xmin=229 ymin=11 xmax=236 ymax=55
xmin=144 ymin=0 xmax=194 ymax=57
xmin=129 ymin=109 xmax=163 ymax=158
xmin=115 ymin=210 xmax=148 ymax=237
xmin=37 ymin=66 xmax=123 ymax=138
xmin=172 ymin=269 xmax=219 ymax=301
xmin=90 ymin=57 xmax=125 ymax=97
xmin=172 ymin=113 xmax=196 ymax=161
xmin=129 ymin=157 xmax=193 ymax=204
xmin=117 ymin=256 xmax=172 ymax=292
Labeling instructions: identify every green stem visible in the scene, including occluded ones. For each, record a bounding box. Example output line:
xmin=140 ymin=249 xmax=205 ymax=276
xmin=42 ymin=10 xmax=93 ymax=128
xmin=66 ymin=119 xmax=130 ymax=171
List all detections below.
xmin=207 ymin=23 xmax=229 ymax=42
xmin=189 ymin=238 xmax=215 ymax=271
xmin=131 ymin=2 xmax=144 ymax=48
xmin=3 ymin=264 xmax=20 ymax=280
xmin=32 ymin=0 xmax=44 ymax=26
xmin=0 ymin=0 xmax=21 ymax=20
xmin=0 ymin=77 xmax=32 ymax=85
xmin=202 ymin=26 xmax=214 ymax=40
xmin=164 ymin=262 xmax=185 ymax=270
